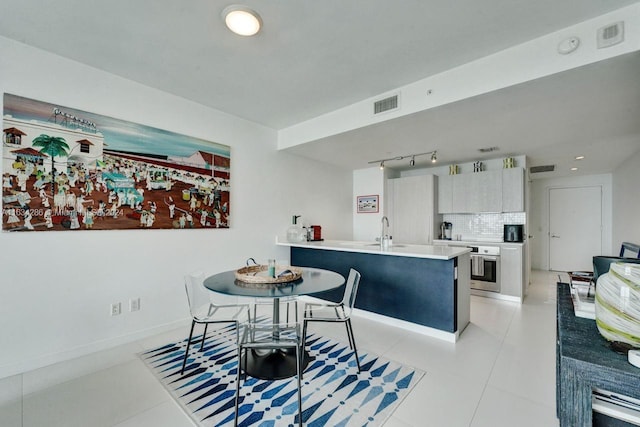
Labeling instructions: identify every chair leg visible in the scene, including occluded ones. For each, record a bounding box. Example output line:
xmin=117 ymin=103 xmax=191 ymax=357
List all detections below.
xmin=346 ymin=319 xmax=361 ymax=373
xmin=301 ymin=319 xmax=309 ymax=380
xmin=285 ymin=301 xmax=299 ymax=323
xmin=295 ymin=343 xmax=303 ymax=427
xmin=181 ymin=320 xmax=196 ymax=375
xmin=344 ymin=320 xmax=355 ymax=350
xmin=301 ymin=320 xmax=308 ymax=353
xmin=200 ymin=323 xmax=208 ymax=350
xmin=286 ymin=301 xmax=290 ymax=323
xmin=235 ymin=342 xmax=242 ymax=427
xmin=243 ymin=347 xmax=248 ymax=381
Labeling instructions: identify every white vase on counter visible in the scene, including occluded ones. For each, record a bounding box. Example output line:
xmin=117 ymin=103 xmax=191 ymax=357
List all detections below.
xmin=595 ymin=262 xmax=640 ymax=348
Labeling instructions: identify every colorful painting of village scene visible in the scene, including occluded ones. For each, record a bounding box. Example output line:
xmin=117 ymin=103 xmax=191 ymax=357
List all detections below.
xmin=2 ymin=93 xmax=230 ymax=232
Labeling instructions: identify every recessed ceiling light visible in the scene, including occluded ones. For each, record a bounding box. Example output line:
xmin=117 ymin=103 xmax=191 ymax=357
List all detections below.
xmin=575 ymin=156 xmax=585 ymax=160
xmin=222 ymin=5 xmax=262 ymax=36
xmin=571 ymin=167 xmax=578 ymax=171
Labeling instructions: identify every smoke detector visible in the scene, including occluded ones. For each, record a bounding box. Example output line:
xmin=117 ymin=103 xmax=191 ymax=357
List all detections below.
xmin=558 ymin=36 xmax=580 ymax=55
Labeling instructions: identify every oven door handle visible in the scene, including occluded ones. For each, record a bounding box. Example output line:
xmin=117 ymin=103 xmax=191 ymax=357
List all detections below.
xmin=480 ymin=256 xmax=499 ymax=262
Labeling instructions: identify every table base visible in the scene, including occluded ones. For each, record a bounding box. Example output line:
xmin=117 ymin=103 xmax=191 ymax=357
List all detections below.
xmin=242 ymin=348 xmax=312 ymax=380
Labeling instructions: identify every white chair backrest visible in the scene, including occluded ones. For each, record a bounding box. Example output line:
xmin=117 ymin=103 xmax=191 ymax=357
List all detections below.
xmin=341 ymin=268 xmax=361 ymax=309
xmin=184 ymin=271 xmax=209 ymax=317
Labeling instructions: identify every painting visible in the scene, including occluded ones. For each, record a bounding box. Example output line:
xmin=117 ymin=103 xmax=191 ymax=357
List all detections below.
xmin=2 ymin=93 xmax=230 ymax=232
xmin=357 ymin=195 xmax=379 ymax=213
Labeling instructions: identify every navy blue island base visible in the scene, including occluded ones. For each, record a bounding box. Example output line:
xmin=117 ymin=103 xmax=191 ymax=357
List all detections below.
xmin=291 ymin=245 xmax=468 ymax=334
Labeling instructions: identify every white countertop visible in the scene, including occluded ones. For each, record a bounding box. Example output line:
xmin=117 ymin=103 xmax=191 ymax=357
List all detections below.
xmin=433 ymin=239 xmax=525 ymax=247
xmin=277 ymin=238 xmax=471 ymax=260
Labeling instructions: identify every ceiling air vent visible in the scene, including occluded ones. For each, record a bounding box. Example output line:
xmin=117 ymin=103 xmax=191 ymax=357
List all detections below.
xmin=374 ymin=95 xmax=398 ymax=114
xmin=478 ymin=146 xmax=499 ymax=153
xmin=530 ymin=165 xmax=555 ymax=174
xmin=597 ymin=21 xmax=624 ymax=49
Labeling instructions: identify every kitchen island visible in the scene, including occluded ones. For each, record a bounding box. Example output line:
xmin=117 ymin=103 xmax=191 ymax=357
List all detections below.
xmin=277 ymin=239 xmax=471 ymax=342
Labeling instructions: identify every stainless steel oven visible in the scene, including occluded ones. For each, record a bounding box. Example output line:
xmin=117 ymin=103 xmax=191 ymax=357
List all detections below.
xmin=469 ymin=246 xmax=501 ymax=293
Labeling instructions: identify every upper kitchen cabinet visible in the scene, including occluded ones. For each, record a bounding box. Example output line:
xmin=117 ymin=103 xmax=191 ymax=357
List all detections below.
xmin=449 ymin=170 xmax=502 ymax=213
xmin=388 ymin=175 xmax=436 ymax=244
xmin=437 ymin=167 xmax=524 ymax=213
xmin=438 ymin=175 xmax=454 ymax=213
xmin=502 ymin=167 xmax=524 ymax=212
xmin=469 ymin=170 xmax=502 ymax=212
xmin=451 ymin=172 xmax=470 ymax=213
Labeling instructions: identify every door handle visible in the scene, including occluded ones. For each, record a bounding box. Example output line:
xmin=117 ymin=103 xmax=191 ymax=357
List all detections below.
xmin=551 ymin=234 xmax=560 ymax=238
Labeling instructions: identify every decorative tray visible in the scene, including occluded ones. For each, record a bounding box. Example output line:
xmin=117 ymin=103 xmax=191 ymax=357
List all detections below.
xmin=235 ymin=264 xmax=302 ymax=284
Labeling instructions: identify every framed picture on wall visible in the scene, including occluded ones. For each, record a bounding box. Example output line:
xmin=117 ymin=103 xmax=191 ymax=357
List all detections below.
xmin=357 ymin=195 xmax=379 ymax=213
xmin=2 ymin=93 xmax=231 ymax=233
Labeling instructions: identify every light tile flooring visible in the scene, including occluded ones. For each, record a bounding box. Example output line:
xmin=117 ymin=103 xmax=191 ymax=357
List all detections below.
xmin=0 ymin=270 xmax=560 ymax=427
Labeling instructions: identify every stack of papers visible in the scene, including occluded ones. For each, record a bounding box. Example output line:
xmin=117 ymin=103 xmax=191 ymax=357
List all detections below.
xmin=569 ymin=279 xmax=596 ymax=320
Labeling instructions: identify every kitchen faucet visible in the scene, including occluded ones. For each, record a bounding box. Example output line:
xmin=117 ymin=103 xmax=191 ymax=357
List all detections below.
xmin=380 ymin=216 xmax=390 ymax=249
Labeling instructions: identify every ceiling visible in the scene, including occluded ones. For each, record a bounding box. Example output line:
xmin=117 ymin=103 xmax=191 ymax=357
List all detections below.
xmin=1 ymin=1 xmax=639 ymax=177
xmin=286 ymin=52 xmax=640 ymax=178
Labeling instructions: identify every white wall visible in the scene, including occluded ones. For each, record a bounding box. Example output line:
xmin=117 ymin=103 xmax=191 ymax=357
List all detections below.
xmin=612 ymin=148 xmax=640 ymax=249
xmin=529 ymin=174 xmax=613 ymax=270
xmin=0 ymin=37 xmax=352 ymax=378
xmin=352 ymin=167 xmax=385 ymax=241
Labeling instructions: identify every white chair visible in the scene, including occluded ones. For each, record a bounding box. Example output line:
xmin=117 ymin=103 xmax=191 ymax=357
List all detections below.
xmin=302 ymin=268 xmax=362 ymax=373
xmin=181 ymin=271 xmax=250 ymax=375
xmin=235 ymin=319 xmax=303 ymax=427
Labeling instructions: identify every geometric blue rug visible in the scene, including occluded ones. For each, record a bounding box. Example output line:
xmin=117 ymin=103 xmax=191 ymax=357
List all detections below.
xmin=140 ymin=323 xmax=424 ymax=426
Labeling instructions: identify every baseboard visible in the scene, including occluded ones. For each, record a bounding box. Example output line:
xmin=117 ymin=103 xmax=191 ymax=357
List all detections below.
xmin=299 ymin=296 xmax=459 ymax=343
xmin=471 ymin=289 xmax=522 ymax=303
xmin=0 ymin=318 xmax=190 ymax=379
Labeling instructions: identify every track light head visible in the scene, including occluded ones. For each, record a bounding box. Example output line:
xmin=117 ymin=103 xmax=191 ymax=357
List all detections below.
xmin=379 ymin=161 xmax=385 ymax=170
xmin=431 ymin=151 xmax=437 ymax=163
xmin=409 ymin=156 xmax=415 ymax=167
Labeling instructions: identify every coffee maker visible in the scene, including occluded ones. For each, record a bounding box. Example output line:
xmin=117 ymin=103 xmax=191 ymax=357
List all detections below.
xmin=440 ymin=222 xmax=453 ymax=240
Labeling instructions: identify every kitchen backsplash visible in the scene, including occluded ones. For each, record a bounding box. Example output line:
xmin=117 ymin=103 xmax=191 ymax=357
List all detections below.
xmin=442 ymin=212 xmax=526 ymax=242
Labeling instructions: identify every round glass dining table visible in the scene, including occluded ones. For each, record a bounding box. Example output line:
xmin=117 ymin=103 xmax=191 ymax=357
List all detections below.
xmin=203 ymin=267 xmax=345 ymax=379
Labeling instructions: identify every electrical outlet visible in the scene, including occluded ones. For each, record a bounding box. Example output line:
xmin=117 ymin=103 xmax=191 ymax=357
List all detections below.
xmin=129 ymin=298 xmax=141 ymax=312
xmin=110 ymin=302 xmax=122 ymax=316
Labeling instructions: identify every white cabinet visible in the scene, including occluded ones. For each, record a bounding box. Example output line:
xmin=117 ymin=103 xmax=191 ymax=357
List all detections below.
xmin=500 ymin=244 xmax=524 ymax=300
xmin=437 ymin=167 xmax=524 ymax=213
xmin=388 ymin=175 xmax=436 ymax=244
xmin=438 ymin=175 xmax=453 ymax=214
xmin=448 ymin=170 xmax=502 ymax=213
xmin=451 ymin=173 xmax=469 ymax=213
xmin=502 ymin=167 xmax=524 ymax=212
xmin=470 ymin=170 xmax=502 ymax=212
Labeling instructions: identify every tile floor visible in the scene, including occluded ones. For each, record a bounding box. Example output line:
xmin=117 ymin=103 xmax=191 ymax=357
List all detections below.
xmin=0 ymin=270 xmax=560 ymax=427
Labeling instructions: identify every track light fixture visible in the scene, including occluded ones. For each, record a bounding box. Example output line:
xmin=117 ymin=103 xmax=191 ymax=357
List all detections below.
xmin=368 ymin=150 xmax=438 ymax=169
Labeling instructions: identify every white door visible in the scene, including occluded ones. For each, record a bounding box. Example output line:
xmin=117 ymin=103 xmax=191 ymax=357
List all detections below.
xmin=549 ymin=186 xmax=602 ymax=271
